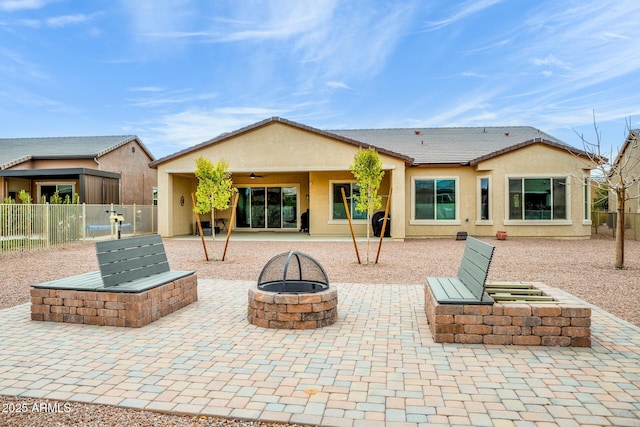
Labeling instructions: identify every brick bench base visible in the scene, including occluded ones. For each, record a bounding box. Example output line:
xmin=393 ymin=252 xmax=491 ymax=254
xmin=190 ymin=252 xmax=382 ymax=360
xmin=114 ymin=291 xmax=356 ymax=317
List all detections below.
xmin=424 ymin=282 xmax=591 ymax=347
xmin=248 ymin=287 xmax=338 ymax=329
xmin=31 ymin=275 xmax=198 ymax=328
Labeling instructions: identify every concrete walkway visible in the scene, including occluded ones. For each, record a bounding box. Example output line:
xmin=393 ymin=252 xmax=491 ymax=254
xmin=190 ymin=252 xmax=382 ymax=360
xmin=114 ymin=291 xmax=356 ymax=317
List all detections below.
xmin=1 ymin=280 xmax=639 ymax=426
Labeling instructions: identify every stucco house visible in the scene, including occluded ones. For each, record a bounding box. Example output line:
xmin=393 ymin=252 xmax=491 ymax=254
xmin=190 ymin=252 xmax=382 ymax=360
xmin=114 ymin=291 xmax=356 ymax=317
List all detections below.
xmin=0 ymin=135 xmax=157 ymax=205
xmin=150 ymin=117 xmax=594 ymax=240
xmin=610 ymin=129 xmax=640 ymax=214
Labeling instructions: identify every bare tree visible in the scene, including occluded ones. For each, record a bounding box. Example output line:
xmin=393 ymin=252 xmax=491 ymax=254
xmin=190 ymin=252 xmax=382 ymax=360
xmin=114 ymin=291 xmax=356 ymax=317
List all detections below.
xmin=575 ymin=114 xmax=640 ymax=269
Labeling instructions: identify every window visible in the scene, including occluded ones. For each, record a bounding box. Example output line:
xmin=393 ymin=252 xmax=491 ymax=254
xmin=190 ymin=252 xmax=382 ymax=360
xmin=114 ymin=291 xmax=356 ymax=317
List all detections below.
xmin=584 ymin=177 xmax=590 ymax=221
xmin=236 ymin=186 xmax=298 ymax=229
xmin=414 ymin=178 xmax=457 ymax=221
xmin=37 ymin=182 xmax=75 ymax=203
xmin=479 ymin=177 xmax=490 ymax=221
xmin=152 ymin=188 xmax=158 ymax=206
xmin=331 ymin=182 xmax=366 ymax=220
xmin=508 ymin=177 xmax=567 ymax=220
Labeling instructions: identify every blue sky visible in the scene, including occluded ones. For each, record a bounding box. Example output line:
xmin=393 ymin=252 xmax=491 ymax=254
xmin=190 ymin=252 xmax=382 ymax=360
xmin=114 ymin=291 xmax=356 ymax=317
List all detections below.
xmin=1 ymin=0 xmax=639 ymax=160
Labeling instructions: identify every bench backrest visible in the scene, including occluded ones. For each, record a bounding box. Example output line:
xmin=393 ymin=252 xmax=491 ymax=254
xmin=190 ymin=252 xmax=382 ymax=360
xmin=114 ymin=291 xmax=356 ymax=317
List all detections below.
xmin=456 ymin=236 xmax=495 ymax=300
xmin=95 ymin=234 xmax=170 ymax=287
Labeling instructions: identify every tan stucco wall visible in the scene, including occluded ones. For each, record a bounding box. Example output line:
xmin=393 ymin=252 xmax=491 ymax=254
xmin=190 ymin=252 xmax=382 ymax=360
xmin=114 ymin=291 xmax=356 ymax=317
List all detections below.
xmin=404 ymin=144 xmax=592 ymax=239
xmin=155 ymin=122 xmax=406 ymax=237
xmin=155 ymin=124 xmax=591 ymax=239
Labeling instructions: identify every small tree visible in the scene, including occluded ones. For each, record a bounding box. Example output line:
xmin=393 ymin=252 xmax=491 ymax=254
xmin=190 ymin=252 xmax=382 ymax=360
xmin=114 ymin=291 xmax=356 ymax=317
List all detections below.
xmin=574 ymin=114 xmax=640 ymax=269
xmin=18 ymin=190 xmax=32 ymax=204
xmin=350 ymin=148 xmax=385 ymax=264
xmin=49 ymin=190 xmax=63 ymax=204
xmin=194 ymin=157 xmax=236 ymax=260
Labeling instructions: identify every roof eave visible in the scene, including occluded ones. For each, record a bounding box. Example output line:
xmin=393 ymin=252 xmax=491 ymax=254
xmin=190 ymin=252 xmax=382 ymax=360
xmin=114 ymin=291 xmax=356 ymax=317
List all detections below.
xmin=469 ymin=138 xmax=594 ymax=166
xmin=612 ymin=129 xmax=639 ymax=166
xmin=97 ymin=136 xmax=156 ymax=162
xmin=149 ymin=117 xmax=415 ymax=168
xmin=1 ymin=155 xmax=32 ymax=170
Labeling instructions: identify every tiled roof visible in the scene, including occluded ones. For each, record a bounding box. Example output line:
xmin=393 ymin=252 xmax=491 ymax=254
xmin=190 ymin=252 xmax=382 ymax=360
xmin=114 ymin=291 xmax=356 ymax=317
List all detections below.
xmin=328 ymin=126 xmax=584 ymax=165
xmin=0 ymin=135 xmax=153 ymax=170
xmin=150 ymin=117 xmax=589 ymax=168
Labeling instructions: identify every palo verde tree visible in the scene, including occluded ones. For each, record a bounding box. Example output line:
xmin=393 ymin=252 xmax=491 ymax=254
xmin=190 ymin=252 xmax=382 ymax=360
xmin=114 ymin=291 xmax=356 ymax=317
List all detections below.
xmin=575 ymin=114 xmax=640 ymax=269
xmin=350 ymin=147 xmax=385 ymax=264
xmin=194 ymin=157 xmax=236 ymax=260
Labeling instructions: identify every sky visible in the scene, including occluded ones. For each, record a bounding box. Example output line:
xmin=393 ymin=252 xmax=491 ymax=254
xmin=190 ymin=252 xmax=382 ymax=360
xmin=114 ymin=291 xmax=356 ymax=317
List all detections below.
xmin=1 ymin=0 xmax=639 ymax=160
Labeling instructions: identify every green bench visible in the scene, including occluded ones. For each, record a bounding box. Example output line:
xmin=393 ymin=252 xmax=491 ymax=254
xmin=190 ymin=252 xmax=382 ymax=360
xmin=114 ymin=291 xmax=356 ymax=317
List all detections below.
xmin=426 ymin=236 xmax=495 ymax=305
xmin=32 ymin=234 xmax=194 ymax=293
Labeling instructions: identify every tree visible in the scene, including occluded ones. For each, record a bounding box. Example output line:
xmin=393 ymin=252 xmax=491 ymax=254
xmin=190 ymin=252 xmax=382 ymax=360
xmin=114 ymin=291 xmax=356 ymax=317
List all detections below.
xmin=194 ymin=157 xmax=236 ymax=260
xmin=18 ymin=190 xmax=32 ymax=204
xmin=350 ymin=148 xmax=385 ymax=264
xmin=575 ymin=115 xmax=640 ymax=269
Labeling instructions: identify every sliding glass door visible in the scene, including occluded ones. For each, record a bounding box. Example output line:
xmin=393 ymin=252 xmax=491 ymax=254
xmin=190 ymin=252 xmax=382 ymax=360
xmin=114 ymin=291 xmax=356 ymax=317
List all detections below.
xmin=237 ymin=186 xmax=297 ymax=229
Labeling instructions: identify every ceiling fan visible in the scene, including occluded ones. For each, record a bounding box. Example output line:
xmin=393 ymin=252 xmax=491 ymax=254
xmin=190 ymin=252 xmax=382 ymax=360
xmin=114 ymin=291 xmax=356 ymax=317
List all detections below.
xmin=249 ymin=172 xmax=265 ymax=179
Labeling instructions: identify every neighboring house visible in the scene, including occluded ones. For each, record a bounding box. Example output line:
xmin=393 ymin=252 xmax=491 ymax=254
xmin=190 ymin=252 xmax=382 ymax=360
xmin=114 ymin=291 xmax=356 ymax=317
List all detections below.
xmin=150 ymin=117 xmax=595 ymax=240
xmin=0 ymin=136 xmax=157 ymax=205
xmin=609 ymin=129 xmax=640 ymax=215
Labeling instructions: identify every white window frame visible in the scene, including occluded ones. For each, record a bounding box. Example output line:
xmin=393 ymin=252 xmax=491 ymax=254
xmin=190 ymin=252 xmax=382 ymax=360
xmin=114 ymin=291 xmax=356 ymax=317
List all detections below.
xmin=410 ymin=176 xmax=460 ymax=225
xmin=583 ymin=176 xmax=592 ymax=225
xmin=504 ymin=174 xmax=572 ymax=225
xmin=328 ymin=180 xmax=368 ymax=224
xmin=476 ymin=176 xmax=492 ymax=225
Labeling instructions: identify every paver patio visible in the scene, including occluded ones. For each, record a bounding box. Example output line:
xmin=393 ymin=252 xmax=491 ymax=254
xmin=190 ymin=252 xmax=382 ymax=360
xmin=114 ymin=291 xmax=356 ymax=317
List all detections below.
xmin=1 ymin=279 xmax=639 ymax=426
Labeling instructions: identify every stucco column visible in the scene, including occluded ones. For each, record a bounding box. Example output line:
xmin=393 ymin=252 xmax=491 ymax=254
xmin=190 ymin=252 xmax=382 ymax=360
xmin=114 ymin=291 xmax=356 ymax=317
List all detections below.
xmin=157 ymin=167 xmax=172 ymax=237
xmin=389 ymin=167 xmax=405 ymax=240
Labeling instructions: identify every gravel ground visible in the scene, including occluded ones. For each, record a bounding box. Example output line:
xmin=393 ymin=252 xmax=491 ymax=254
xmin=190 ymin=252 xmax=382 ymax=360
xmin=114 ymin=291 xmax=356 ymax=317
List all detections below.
xmin=1 ymin=233 xmax=639 ymax=426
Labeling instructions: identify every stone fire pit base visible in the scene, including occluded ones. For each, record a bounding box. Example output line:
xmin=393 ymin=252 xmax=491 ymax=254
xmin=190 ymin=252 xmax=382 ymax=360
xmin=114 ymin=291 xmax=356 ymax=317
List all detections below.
xmin=248 ymin=287 xmax=338 ymax=329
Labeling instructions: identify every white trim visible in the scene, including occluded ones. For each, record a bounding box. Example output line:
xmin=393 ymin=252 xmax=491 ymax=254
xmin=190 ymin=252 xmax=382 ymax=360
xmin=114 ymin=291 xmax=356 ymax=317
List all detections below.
xmin=477 ymin=175 xmax=491 ymax=224
xmin=410 ymin=176 xmax=460 ymax=224
xmin=583 ymin=175 xmax=591 ymax=222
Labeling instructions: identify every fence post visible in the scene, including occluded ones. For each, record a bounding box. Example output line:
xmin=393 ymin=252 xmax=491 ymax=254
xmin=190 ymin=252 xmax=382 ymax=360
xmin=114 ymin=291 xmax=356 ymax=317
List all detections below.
xmin=133 ymin=203 xmax=137 ymax=236
xmin=44 ymin=203 xmax=50 ymax=248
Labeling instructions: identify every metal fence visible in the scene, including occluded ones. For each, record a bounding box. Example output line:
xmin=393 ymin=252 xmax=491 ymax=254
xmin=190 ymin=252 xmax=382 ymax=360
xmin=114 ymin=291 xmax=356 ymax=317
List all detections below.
xmin=0 ymin=204 xmax=157 ymax=254
xmin=592 ymin=211 xmax=640 ymax=240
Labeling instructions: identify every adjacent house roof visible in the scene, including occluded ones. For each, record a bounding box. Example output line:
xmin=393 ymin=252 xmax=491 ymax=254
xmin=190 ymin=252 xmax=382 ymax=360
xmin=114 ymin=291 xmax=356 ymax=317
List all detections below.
xmin=150 ymin=117 xmax=589 ymax=168
xmin=613 ymin=129 xmax=640 ymax=166
xmin=0 ymin=135 xmax=154 ymax=170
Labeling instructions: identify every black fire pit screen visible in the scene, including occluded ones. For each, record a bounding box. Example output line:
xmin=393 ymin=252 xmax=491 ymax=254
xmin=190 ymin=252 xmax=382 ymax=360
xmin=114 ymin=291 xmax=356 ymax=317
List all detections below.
xmin=257 ymin=250 xmax=329 ymax=293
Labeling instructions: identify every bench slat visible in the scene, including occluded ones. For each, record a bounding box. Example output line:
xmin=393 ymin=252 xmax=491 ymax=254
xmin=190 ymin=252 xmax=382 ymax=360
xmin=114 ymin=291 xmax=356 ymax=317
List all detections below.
xmin=102 ymin=263 xmax=172 ymax=286
xmin=31 ymin=271 xmax=104 ymax=290
xmin=96 ymin=270 xmax=195 ymax=293
xmin=96 ymin=235 xmax=172 ymax=287
xmin=97 ymin=243 xmax=168 ymax=264
xmin=426 ymin=236 xmax=495 ymax=305
xmin=95 ymin=234 xmax=163 ymax=252
xmin=99 ymin=253 xmax=169 ymax=276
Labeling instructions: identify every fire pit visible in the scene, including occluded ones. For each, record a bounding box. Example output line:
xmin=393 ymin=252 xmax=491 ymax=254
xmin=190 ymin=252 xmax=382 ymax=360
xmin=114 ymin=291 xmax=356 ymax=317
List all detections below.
xmin=248 ymin=251 xmax=338 ymax=329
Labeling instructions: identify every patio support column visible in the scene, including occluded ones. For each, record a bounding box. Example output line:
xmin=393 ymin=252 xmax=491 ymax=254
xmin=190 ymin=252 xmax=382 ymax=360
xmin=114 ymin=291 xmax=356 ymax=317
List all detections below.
xmin=389 ymin=168 xmax=405 ymax=240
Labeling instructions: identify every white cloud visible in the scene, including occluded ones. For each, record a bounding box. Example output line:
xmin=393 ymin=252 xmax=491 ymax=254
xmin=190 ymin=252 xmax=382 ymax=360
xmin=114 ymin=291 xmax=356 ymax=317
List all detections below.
xmin=423 ymin=0 xmax=504 ymax=31
xmin=46 ymin=13 xmax=98 ymax=28
xmin=134 ymin=105 xmax=293 ymax=157
xmin=531 ymin=54 xmax=568 ymax=69
xmin=0 ymin=0 xmax=49 ymax=12
xmin=326 ymin=81 xmax=349 ymax=90
xmin=127 ymin=90 xmax=218 ymax=108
